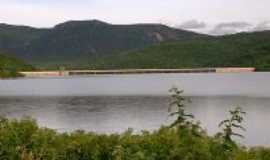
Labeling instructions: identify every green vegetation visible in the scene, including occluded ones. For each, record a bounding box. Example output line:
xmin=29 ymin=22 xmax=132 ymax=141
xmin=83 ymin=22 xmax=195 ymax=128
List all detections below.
xmin=218 ymin=107 xmax=246 ymax=144
xmin=87 ymin=31 xmax=270 ymax=70
xmin=0 ymin=89 xmax=270 ymax=160
xmin=168 ymin=87 xmax=194 ymax=128
xmin=2 ymin=20 xmax=270 ymax=70
xmin=0 ymin=52 xmax=34 ymax=78
xmin=0 ymin=20 xmax=201 ymax=64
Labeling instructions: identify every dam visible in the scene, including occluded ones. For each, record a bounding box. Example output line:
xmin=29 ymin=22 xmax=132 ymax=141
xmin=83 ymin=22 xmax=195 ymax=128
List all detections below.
xmin=20 ymin=68 xmax=255 ymax=78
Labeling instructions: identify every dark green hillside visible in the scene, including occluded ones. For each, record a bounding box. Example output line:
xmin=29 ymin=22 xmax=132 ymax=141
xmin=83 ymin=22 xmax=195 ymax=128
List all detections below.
xmin=0 ymin=52 xmax=34 ymax=78
xmin=1 ymin=20 xmax=270 ymax=70
xmin=0 ymin=20 xmax=203 ymax=62
xmin=88 ymin=31 xmax=270 ymax=70
xmin=0 ymin=24 xmax=47 ymax=59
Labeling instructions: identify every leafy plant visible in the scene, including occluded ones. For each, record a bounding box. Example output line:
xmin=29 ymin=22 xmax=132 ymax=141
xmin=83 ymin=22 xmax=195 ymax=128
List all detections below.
xmin=218 ymin=107 xmax=246 ymax=143
xmin=168 ymin=87 xmax=194 ymax=128
xmin=216 ymin=106 xmax=246 ymax=160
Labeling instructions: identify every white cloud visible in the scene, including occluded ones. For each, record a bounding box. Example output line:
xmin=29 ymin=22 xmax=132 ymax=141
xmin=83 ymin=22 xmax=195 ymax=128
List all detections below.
xmin=177 ymin=20 xmax=206 ymax=29
xmin=209 ymin=22 xmax=252 ymax=35
xmin=253 ymin=21 xmax=270 ymax=31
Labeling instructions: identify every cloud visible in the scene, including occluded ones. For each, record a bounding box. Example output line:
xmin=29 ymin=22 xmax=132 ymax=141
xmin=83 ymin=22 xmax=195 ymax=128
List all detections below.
xmin=177 ymin=20 xmax=206 ymax=29
xmin=209 ymin=22 xmax=252 ymax=35
xmin=215 ymin=22 xmax=251 ymax=29
xmin=253 ymin=21 xmax=270 ymax=31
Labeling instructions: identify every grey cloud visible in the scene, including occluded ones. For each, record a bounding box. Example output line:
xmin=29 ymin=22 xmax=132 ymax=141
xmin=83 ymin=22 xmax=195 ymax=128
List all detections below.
xmin=215 ymin=22 xmax=251 ymax=29
xmin=209 ymin=28 xmax=238 ymax=35
xmin=177 ymin=20 xmax=206 ymax=29
xmin=209 ymin=22 xmax=252 ymax=35
xmin=253 ymin=21 xmax=270 ymax=31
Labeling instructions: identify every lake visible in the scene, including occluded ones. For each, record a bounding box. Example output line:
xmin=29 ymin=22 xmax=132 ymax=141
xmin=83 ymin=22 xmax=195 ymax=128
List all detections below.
xmin=0 ymin=72 xmax=270 ymax=146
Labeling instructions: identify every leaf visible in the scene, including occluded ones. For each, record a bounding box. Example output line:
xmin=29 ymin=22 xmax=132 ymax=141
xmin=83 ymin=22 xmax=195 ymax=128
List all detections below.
xmin=219 ymin=120 xmax=230 ymax=127
xmin=232 ymin=123 xmax=246 ymax=131
xmin=184 ymin=114 xmax=194 ymax=118
xmin=231 ymin=132 xmax=245 ymax=139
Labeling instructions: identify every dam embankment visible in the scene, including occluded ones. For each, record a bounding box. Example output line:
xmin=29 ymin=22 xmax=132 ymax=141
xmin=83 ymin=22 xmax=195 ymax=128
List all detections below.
xmin=19 ymin=68 xmax=255 ymax=78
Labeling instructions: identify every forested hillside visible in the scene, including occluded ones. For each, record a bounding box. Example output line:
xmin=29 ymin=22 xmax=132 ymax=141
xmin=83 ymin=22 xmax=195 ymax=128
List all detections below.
xmin=1 ymin=20 xmax=270 ymax=70
xmin=87 ymin=31 xmax=270 ymax=70
xmin=0 ymin=20 xmax=203 ymax=63
xmin=0 ymin=52 xmax=34 ymax=78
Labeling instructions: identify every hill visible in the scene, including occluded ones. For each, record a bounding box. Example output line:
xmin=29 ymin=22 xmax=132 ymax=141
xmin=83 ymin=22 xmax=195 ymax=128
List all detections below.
xmin=87 ymin=31 xmax=270 ymax=70
xmin=0 ymin=52 xmax=34 ymax=78
xmin=1 ymin=20 xmax=270 ymax=70
xmin=0 ymin=20 xmax=203 ymax=63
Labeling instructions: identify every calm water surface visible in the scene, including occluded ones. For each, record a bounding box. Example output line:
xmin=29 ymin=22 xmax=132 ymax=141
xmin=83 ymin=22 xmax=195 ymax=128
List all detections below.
xmin=0 ymin=72 xmax=270 ymax=146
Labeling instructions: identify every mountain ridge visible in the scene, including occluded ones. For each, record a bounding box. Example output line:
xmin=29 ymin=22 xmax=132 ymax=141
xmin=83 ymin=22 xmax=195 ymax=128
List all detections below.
xmin=1 ymin=19 xmax=270 ymax=70
xmin=0 ymin=19 xmax=205 ymax=63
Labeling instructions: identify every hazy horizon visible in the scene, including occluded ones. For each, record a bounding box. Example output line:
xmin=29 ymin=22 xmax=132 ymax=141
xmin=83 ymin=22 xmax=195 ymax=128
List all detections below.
xmin=1 ymin=0 xmax=270 ymax=35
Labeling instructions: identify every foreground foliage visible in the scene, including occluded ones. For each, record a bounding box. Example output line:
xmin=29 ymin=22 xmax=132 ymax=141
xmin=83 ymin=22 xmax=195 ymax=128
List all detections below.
xmin=0 ymin=89 xmax=269 ymax=159
xmin=0 ymin=117 xmax=270 ymax=160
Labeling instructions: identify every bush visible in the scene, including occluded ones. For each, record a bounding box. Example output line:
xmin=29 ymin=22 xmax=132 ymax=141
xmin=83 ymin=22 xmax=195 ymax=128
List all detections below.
xmin=0 ymin=117 xmax=269 ymax=160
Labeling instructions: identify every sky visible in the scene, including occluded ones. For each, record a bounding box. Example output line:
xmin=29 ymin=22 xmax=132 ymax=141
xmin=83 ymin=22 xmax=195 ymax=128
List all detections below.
xmin=1 ymin=0 xmax=270 ymax=35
